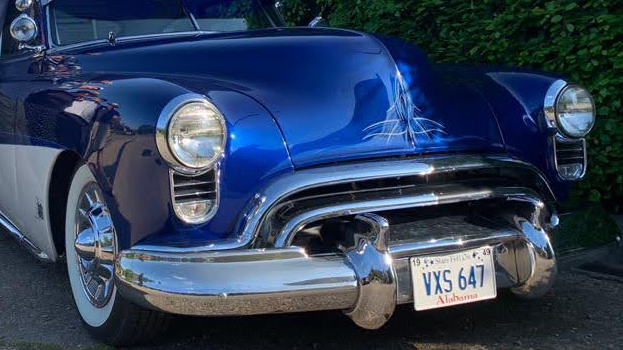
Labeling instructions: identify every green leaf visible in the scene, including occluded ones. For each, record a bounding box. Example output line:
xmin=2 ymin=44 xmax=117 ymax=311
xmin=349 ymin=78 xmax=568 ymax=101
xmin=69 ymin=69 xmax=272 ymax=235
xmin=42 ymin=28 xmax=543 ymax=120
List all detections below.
xmin=565 ymin=3 xmax=578 ymax=10
xmin=551 ymin=15 xmax=563 ymax=23
xmin=589 ymin=190 xmax=602 ymax=202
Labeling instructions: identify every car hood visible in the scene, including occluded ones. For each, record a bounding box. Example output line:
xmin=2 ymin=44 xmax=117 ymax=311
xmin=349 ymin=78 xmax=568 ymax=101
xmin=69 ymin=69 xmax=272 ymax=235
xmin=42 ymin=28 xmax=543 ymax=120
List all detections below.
xmin=69 ymin=28 xmax=506 ymax=168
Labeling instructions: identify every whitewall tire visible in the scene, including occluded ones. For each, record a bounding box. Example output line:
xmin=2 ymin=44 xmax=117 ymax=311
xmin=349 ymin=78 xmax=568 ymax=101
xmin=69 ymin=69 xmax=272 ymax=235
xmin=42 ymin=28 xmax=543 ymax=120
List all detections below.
xmin=65 ymin=164 xmax=169 ymax=346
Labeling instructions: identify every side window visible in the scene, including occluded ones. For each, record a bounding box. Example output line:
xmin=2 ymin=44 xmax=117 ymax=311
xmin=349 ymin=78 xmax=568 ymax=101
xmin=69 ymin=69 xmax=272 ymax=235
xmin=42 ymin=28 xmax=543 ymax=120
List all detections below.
xmin=1 ymin=6 xmax=22 ymax=58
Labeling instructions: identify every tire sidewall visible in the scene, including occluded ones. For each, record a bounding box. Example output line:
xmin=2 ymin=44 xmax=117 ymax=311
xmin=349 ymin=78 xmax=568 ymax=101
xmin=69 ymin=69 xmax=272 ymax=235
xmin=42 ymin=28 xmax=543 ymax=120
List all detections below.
xmin=65 ymin=164 xmax=119 ymax=331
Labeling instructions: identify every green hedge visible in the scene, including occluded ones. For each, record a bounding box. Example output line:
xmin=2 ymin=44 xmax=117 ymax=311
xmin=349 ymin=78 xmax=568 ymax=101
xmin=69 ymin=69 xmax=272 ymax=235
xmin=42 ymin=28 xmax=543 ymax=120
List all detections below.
xmin=283 ymin=0 xmax=623 ymax=213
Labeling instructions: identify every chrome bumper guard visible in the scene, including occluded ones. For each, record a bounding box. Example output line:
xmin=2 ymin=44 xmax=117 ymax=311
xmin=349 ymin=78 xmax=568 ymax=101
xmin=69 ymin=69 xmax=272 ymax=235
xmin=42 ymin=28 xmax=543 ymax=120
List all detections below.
xmin=115 ymin=210 xmax=557 ymax=329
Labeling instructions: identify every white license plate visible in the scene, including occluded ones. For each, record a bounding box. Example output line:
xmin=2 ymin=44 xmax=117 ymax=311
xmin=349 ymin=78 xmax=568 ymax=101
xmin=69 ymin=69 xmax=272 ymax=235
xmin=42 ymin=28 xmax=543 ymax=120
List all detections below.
xmin=410 ymin=246 xmax=497 ymax=311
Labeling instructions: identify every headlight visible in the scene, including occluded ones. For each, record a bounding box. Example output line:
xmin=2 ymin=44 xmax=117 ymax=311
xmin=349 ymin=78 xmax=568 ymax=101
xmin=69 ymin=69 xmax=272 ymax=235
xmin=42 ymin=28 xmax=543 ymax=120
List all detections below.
xmin=168 ymin=102 xmax=226 ymax=169
xmin=156 ymin=94 xmax=226 ymax=173
xmin=555 ymin=85 xmax=595 ymax=138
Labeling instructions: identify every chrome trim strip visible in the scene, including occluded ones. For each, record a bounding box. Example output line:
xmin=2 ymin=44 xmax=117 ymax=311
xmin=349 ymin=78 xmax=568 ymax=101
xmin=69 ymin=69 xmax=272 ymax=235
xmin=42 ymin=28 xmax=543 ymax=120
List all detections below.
xmin=389 ymin=230 xmax=520 ymax=259
xmin=553 ymin=135 xmax=588 ymax=181
xmin=45 ymin=31 xmax=208 ymax=53
xmin=0 ymin=209 xmax=52 ymax=262
xmin=133 ymin=155 xmax=556 ymax=253
xmin=544 ymin=79 xmax=568 ymax=130
xmin=274 ymin=186 xmax=541 ymax=248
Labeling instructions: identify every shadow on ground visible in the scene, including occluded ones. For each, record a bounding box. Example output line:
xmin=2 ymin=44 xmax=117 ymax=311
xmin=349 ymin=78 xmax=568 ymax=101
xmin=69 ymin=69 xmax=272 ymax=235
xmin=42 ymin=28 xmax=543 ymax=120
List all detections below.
xmin=1 ymin=230 xmax=622 ymax=350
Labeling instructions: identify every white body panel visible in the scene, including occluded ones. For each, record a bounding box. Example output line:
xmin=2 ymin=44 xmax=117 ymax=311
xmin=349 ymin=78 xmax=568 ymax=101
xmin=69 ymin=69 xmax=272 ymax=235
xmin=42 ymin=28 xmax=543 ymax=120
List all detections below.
xmin=0 ymin=144 xmax=61 ymax=261
xmin=0 ymin=144 xmax=18 ymax=221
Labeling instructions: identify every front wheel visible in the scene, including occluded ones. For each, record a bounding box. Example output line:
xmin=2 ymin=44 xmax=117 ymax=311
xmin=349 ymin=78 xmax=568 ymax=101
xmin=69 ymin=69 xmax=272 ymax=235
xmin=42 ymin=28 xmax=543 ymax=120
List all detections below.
xmin=65 ymin=164 xmax=170 ymax=346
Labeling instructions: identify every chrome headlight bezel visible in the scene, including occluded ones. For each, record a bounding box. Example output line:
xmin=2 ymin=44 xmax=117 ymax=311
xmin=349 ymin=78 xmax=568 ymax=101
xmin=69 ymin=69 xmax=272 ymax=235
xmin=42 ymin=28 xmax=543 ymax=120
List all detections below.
xmin=156 ymin=93 xmax=227 ymax=175
xmin=544 ymin=80 xmax=595 ymax=182
xmin=544 ymin=80 xmax=596 ymax=138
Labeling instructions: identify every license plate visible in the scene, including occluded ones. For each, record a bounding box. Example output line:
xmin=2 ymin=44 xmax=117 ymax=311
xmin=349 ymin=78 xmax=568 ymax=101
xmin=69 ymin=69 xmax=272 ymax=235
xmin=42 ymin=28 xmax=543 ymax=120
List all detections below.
xmin=410 ymin=246 xmax=497 ymax=311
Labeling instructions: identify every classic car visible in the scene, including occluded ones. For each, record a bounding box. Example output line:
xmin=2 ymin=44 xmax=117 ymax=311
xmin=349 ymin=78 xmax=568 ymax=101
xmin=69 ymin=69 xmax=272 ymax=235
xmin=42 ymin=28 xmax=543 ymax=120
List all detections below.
xmin=0 ymin=0 xmax=599 ymax=346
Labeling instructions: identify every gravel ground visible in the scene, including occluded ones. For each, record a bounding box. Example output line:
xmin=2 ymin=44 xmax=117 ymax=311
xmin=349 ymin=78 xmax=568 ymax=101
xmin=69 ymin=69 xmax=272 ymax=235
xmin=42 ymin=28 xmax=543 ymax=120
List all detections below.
xmin=1 ymin=228 xmax=622 ymax=350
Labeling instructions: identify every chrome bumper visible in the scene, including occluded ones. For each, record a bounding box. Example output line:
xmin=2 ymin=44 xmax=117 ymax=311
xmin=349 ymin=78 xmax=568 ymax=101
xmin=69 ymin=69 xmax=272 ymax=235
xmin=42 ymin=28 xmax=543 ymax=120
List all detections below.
xmin=115 ymin=212 xmax=557 ymax=329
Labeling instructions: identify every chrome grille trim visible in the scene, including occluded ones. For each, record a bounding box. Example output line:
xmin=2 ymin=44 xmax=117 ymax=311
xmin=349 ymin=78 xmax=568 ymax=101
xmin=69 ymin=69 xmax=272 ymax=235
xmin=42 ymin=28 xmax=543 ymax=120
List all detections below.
xmin=554 ymin=136 xmax=587 ymax=181
xmin=170 ymin=169 xmax=219 ymax=223
xmin=273 ymin=186 xmax=542 ymax=248
xmin=134 ymin=155 xmax=556 ymax=253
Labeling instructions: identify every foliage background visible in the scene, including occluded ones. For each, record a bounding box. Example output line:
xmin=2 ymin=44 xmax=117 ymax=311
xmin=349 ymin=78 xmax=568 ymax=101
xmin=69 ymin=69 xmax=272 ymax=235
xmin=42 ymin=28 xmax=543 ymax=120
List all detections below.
xmin=281 ymin=0 xmax=623 ymax=213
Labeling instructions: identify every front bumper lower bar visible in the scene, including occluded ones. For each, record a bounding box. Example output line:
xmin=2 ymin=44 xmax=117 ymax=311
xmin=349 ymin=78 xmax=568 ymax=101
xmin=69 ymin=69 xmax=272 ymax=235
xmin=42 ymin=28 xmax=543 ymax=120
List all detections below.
xmin=115 ymin=213 xmax=557 ymax=329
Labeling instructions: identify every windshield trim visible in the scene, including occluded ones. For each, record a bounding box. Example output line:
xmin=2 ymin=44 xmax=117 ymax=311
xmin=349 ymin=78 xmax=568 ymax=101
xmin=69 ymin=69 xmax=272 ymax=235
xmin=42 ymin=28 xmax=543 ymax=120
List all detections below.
xmin=45 ymin=30 xmax=213 ymax=53
xmin=44 ymin=0 xmax=284 ymax=50
xmin=46 ymin=0 xmax=198 ymax=47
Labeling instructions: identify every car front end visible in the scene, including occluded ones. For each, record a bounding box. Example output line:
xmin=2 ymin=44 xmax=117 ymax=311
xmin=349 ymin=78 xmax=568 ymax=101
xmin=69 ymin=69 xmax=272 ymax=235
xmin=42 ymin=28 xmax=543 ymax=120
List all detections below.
xmin=0 ymin=0 xmax=602 ymax=344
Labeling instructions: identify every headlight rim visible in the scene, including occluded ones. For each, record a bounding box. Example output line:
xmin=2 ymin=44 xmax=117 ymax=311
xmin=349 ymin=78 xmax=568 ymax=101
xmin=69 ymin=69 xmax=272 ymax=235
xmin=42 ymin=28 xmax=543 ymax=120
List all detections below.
xmin=544 ymin=79 xmax=596 ymax=139
xmin=156 ymin=93 xmax=227 ymax=175
xmin=555 ymin=84 xmax=596 ymax=138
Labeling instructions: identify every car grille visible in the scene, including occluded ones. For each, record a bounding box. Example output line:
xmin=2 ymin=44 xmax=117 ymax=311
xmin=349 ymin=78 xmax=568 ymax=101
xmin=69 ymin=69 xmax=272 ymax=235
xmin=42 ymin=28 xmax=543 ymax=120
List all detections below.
xmin=255 ymin=163 xmax=554 ymax=249
xmin=554 ymin=137 xmax=586 ymax=180
xmin=171 ymin=170 xmax=218 ymax=206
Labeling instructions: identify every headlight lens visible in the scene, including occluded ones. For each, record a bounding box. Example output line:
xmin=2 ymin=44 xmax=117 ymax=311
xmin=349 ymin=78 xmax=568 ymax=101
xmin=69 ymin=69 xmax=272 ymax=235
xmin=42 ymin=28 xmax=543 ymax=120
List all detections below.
xmin=10 ymin=14 xmax=38 ymax=42
xmin=556 ymin=86 xmax=595 ymax=138
xmin=168 ymin=101 xmax=225 ymax=169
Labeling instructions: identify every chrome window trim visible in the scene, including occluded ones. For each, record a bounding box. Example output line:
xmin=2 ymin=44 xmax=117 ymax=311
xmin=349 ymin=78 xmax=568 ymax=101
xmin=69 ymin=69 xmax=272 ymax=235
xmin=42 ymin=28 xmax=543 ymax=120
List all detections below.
xmin=553 ymin=135 xmax=587 ymax=181
xmin=155 ymin=93 xmax=227 ymax=176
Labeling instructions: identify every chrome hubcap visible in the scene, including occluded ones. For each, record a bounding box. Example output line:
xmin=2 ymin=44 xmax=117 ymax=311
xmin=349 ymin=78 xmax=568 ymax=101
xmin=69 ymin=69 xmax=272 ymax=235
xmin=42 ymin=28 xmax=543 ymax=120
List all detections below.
xmin=74 ymin=183 xmax=116 ymax=308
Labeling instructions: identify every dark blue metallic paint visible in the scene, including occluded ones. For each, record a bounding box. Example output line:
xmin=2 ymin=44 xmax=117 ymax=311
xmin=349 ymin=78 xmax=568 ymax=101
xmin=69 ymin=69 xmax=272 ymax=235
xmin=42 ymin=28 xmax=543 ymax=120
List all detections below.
xmin=0 ymin=26 xmax=571 ymax=250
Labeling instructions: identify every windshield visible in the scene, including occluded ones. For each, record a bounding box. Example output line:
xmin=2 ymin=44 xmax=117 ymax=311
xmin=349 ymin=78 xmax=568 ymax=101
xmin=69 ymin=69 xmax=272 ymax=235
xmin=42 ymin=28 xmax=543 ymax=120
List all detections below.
xmin=48 ymin=0 xmax=282 ymax=46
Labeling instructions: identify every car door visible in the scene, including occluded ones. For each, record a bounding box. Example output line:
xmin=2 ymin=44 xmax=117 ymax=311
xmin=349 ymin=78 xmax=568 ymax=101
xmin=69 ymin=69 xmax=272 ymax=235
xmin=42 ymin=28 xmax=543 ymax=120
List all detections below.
xmin=0 ymin=3 xmax=19 ymax=225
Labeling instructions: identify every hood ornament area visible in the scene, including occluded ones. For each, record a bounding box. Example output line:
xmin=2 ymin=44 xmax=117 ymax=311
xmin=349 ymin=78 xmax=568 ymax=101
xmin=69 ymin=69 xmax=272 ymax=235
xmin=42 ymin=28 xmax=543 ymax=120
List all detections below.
xmin=364 ymin=70 xmax=446 ymax=147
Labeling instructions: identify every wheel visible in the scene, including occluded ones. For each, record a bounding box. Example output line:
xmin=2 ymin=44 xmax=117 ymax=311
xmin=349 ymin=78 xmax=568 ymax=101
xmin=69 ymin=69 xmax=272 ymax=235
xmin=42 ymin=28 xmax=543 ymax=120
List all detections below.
xmin=65 ymin=164 xmax=170 ymax=346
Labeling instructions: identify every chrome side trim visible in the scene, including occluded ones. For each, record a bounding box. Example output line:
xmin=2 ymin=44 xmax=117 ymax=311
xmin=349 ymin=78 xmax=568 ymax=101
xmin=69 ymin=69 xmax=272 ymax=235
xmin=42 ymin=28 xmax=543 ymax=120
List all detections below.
xmin=0 ymin=209 xmax=52 ymax=262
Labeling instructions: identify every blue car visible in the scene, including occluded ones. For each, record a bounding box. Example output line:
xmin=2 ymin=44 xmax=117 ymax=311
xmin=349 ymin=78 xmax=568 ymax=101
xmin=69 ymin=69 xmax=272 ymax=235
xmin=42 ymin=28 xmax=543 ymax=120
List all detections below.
xmin=0 ymin=0 xmax=598 ymax=346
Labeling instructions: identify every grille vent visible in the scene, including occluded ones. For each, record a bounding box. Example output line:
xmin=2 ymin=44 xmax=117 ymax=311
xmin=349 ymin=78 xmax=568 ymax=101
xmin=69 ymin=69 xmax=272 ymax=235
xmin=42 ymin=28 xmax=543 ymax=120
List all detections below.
xmin=170 ymin=170 xmax=218 ymax=223
xmin=555 ymin=137 xmax=586 ymax=180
